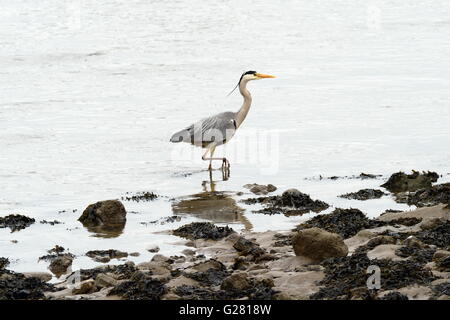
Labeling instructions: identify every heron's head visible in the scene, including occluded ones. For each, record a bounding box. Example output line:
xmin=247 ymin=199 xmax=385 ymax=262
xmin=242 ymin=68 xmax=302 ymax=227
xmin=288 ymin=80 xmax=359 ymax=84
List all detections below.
xmin=227 ymin=70 xmax=275 ymax=96
xmin=239 ymin=70 xmax=276 ymax=83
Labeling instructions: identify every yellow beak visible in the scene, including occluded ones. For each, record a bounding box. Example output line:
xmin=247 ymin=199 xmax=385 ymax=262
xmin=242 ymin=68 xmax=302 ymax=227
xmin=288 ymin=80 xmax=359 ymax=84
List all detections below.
xmin=255 ymin=73 xmax=276 ymax=78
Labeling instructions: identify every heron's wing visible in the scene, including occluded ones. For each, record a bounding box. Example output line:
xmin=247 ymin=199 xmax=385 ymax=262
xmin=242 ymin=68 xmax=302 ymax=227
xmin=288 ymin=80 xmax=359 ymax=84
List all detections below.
xmin=170 ymin=112 xmax=236 ymax=146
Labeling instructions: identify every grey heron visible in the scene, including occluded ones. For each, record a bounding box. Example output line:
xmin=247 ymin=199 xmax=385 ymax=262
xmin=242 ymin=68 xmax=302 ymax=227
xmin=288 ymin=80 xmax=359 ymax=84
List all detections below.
xmin=170 ymin=70 xmax=275 ymax=170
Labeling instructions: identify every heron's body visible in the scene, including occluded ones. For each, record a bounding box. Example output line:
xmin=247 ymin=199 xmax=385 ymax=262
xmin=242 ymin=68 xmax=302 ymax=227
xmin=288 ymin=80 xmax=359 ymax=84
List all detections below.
xmin=170 ymin=111 xmax=238 ymax=148
xmin=170 ymin=71 xmax=275 ymax=170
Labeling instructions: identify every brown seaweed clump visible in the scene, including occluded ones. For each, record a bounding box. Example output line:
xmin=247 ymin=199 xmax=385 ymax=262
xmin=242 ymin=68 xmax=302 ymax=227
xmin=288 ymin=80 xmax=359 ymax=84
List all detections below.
xmin=415 ymin=220 xmax=450 ymax=248
xmin=109 ymin=271 xmax=166 ymax=300
xmin=339 ymin=189 xmax=386 ymax=201
xmin=0 ymin=268 xmax=55 ymax=300
xmin=296 ymin=208 xmax=384 ymax=239
xmin=243 ymin=188 xmax=329 ymax=216
xmin=396 ymin=183 xmax=450 ymax=207
xmin=310 ymin=252 xmax=436 ymax=300
xmin=122 ymin=191 xmax=158 ymax=202
xmin=0 ymin=214 xmax=35 ymax=232
xmin=173 ymin=222 xmax=234 ymax=240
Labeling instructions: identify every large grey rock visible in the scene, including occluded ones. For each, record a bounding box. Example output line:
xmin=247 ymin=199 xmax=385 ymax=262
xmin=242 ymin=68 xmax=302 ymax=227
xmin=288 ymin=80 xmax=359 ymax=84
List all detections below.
xmin=292 ymin=227 xmax=348 ymax=263
xmin=49 ymin=255 xmax=73 ymax=277
xmin=78 ymin=200 xmax=127 ymax=236
xmin=79 ymin=200 xmax=126 ymax=226
xmin=95 ymin=273 xmax=118 ymax=288
xmin=72 ymin=279 xmax=96 ymax=295
xmin=381 ymin=171 xmax=438 ymax=193
xmin=23 ymin=272 xmax=52 ymax=282
xmin=221 ymin=273 xmax=251 ymax=291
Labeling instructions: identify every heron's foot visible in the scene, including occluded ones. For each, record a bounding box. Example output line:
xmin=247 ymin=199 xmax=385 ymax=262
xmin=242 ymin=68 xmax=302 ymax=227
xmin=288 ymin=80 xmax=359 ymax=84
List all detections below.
xmin=208 ymin=163 xmax=212 ymax=171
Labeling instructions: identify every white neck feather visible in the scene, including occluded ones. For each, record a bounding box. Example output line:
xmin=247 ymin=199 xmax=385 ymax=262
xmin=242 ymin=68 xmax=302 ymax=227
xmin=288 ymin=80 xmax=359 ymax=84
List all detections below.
xmin=235 ymin=79 xmax=252 ymax=128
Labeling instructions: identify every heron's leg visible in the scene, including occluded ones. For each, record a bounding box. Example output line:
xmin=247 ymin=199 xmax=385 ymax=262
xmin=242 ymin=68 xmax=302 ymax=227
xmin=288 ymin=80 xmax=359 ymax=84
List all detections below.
xmin=209 ymin=147 xmax=216 ymax=170
xmin=202 ymin=146 xmax=228 ymax=170
xmin=201 ymin=147 xmax=216 ymax=171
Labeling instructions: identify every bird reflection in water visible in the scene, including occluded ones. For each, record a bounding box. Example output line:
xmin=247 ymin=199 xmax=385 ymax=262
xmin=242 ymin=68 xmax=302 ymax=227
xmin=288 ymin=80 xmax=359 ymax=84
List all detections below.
xmin=172 ymin=170 xmax=252 ymax=230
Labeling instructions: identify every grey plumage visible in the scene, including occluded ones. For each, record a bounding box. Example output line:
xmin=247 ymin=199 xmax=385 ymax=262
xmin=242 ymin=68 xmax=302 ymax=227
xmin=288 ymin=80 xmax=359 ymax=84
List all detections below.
xmin=170 ymin=111 xmax=237 ymax=148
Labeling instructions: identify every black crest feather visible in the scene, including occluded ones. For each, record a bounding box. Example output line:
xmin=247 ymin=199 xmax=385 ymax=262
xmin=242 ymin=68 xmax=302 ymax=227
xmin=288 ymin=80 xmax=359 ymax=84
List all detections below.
xmin=227 ymin=71 xmax=257 ymax=97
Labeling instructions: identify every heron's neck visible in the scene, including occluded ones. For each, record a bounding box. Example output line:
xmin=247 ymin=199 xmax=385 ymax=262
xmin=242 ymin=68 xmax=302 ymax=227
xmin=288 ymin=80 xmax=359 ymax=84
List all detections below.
xmin=235 ymin=80 xmax=252 ymax=127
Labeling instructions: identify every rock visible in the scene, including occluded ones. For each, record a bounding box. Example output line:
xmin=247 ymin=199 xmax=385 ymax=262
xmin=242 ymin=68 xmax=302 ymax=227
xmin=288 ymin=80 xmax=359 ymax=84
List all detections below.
xmin=78 ymin=200 xmax=127 ymax=233
xmin=109 ymin=272 xmax=166 ymax=300
xmin=0 ymin=214 xmax=35 ymax=232
xmin=173 ymin=222 xmax=234 ymax=240
xmin=48 ymin=245 xmax=66 ymax=254
xmin=433 ymin=250 xmax=450 ymax=271
xmin=242 ymin=188 xmax=329 ymax=215
xmin=433 ymin=250 xmax=450 ymax=262
xmin=436 ymin=257 xmax=450 ymax=271
xmin=292 ymin=228 xmax=348 ymax=263
xmin=0 ymin=257 xmax=10 ymax=270
xmin=311 ymin=252 xmax=435 ymax=300
xmin=181 ymin=249 xmax=196 ymax=256
xmin=339 ymin=189 xmax=386 ymax=200
xmin=272 ymin=270 xmax=325 ymax=300
xmin=356 ymin=230 xmax=376 ymax=238
xmin=166 ymin=275 xmax=200 ymax=289
xmin=86 ymin=249 xmax=128 ymax=263
xmin=129 ymin=252 xmax=140 ymax=257
xmin=396 ymin=183 xmax=450 ymax=207
xmin=231 ymin=257 xmax=250 ymax=270
xmin=146 ymin=245 xmax=160 ymax=253
xmin=378 ymin=204 xmax=449 ymax=223
xmin=184 ymin=259 xmax=229 ymax=286
xmin=421 ymin=218 xmax=445 ymax=230
xmin=191 ymin=259 xmax=224 ymax=272
xmin=416 ymin=220 xmax=450 ymax=248
xmin=381 ymin=171 xmax=439 ymax=193
xmin=151 ymin=254 xmax=171 ymax=263
xmin=275 ymin=189 xmax=329 ymax=213
xmin=0 ymin=270 xmax=55 ymax=300
xmin=72 ymin=279 xmax=96 ymax=295
xmin=433 ymin=282 xmax=450 ymax=298
xmin=221 ymin=273 xmax=251 ymax=291
xmin=403 ymin=236 xmax=426 ymax=248
xmin=389 ymin=217 xmax=422 ymax=226
xmin=95 ymin=273 xmax=118 ymax=288
xmin=233 ymin=236 xmax=267 ymax=260
xmin=136 ymin=261 xmax=171 ymax=279
xmin=379 ymin=291 xmax=409 ymax=300
xmin=23 ymin=272 xmax=52 ymax=282
xmin=366 ymin=235 xmax=397 ymax=248
xmin=38 ymin=247 xmax=75 ymax=268
xmin=49 ymin=255 xmax=73 ymax=277
xmin=243 ymin=183 xmax=277 ymax=195
xmin=296 ymin=208 xmax=383 ymax=239
xmin=367 ymin=244 xmax=405 ymax=261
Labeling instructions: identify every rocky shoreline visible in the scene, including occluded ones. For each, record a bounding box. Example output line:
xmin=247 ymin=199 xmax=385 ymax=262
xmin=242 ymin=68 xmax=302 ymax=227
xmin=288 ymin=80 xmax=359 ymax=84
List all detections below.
xmin=1 ymin=171 xmax=449 ymax=300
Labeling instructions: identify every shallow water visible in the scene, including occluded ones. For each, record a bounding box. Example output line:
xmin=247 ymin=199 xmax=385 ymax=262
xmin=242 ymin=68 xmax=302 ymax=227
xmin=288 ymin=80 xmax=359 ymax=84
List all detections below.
xmin=1 ymin=0 xmax=449 ymax=276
